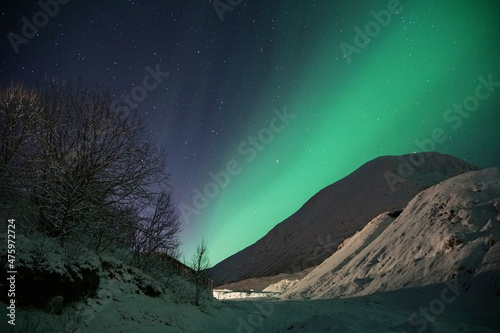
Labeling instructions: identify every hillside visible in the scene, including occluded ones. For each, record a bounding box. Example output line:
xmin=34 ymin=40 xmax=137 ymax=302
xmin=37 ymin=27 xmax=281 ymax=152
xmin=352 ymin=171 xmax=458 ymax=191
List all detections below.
xmin=282 ymin=167 xmax=500 ymax=301
xmin=209 ymin=152 xmax=478 ymax=286
xmin=0 ymin=234 xmax=224 ymax=332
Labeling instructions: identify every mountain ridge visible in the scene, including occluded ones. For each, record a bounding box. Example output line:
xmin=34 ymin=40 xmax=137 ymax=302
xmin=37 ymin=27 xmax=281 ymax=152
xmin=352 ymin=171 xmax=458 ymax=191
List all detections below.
xmin=282 ymin=167 xmax=500 ymax=300
xmin=209 ymin=152 xmax=478 ymax=286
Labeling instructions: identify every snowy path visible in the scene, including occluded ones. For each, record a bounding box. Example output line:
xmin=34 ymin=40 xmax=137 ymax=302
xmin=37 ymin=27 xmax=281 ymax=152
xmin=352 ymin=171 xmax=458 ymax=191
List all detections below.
xmin=195 ymin=285 xmax=500 ymax=333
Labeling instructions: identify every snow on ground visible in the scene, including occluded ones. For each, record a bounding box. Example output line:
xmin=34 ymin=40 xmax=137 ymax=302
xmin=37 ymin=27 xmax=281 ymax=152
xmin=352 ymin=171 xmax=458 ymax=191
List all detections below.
xmin=212 ymin=284 xmax=499 ymax=333
xmin=5 ymin=282 xmax=499 ymax=332
xmin=0 ymin=232 xmax=234 ymax=332
xmin=1 ymin=254 xmax=235 ymax=332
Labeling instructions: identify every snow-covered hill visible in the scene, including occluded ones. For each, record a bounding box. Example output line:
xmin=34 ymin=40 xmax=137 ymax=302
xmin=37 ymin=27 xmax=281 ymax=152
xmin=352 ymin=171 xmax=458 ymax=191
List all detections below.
xmin=282 ymin=167 xmax=500 ymax=300
xmin=209 ymin=152 xmax=478 ymax=286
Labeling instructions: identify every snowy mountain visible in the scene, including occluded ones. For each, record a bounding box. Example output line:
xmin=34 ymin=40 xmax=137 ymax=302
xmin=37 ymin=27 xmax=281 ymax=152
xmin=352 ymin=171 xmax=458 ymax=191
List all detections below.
xmin=282 ymin=167 xmax=500 ymax=300
xmin=209 ymin=152 xmax=478 ymax=287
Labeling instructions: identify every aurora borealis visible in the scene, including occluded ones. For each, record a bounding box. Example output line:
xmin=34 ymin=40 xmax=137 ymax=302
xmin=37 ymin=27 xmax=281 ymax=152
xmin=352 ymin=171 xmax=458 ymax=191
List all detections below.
xmin=1 ymin=0 xmax=500 ymax=265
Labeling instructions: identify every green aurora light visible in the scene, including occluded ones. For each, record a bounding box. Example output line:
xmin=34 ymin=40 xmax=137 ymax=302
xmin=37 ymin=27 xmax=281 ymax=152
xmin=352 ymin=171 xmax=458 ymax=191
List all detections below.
xmin=180 ymin=1 xmax=500 ymax=266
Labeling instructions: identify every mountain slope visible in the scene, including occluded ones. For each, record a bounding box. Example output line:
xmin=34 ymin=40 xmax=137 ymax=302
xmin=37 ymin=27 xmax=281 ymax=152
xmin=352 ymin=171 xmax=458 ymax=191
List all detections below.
xmin=282 ymin=167 xmax=500 ymax=299
xmin=209 ymin=152 xmax=478 ymax=286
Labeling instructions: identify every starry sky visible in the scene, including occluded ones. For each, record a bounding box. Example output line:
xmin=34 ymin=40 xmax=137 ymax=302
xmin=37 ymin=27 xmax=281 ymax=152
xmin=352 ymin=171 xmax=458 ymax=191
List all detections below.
xmin=1 ymin=0 xmax=500 ymax=266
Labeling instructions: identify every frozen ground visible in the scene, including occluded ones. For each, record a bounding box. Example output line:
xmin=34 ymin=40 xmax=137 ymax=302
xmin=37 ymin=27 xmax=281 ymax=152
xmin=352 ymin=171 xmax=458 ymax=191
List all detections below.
xmin=216 ymin=286 xmax=500 ymax=333
xmin=4 ymin=282 xmax=498 ymax=332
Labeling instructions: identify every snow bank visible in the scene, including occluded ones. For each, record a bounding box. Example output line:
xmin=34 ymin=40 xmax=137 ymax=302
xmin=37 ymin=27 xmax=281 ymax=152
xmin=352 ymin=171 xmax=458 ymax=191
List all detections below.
xmin=213 ymin=289 xmax=280 ymax=300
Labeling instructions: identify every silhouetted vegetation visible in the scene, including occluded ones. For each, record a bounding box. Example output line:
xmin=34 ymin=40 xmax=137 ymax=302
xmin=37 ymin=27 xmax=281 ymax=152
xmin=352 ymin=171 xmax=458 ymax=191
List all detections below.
xmin=0 ymin=79 xmax=180 ymax=259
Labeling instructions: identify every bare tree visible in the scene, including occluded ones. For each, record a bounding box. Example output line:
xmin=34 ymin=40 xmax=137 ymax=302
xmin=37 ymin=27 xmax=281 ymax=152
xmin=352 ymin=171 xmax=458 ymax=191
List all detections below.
xmin=190 ymin=238 xmax=210 ymax=305
xmin=131 ymin=187 xmax=181 ymax=269
xmin=0 ymin=79 xmax=180 ymax=255
xmin=0 ymin=82 xmax=41 ymax=220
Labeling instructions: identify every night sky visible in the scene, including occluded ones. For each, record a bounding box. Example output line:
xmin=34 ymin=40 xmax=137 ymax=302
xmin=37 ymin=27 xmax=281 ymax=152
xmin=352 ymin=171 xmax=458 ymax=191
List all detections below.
xmin=1 ymin=0 xmax=500 ymax=266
